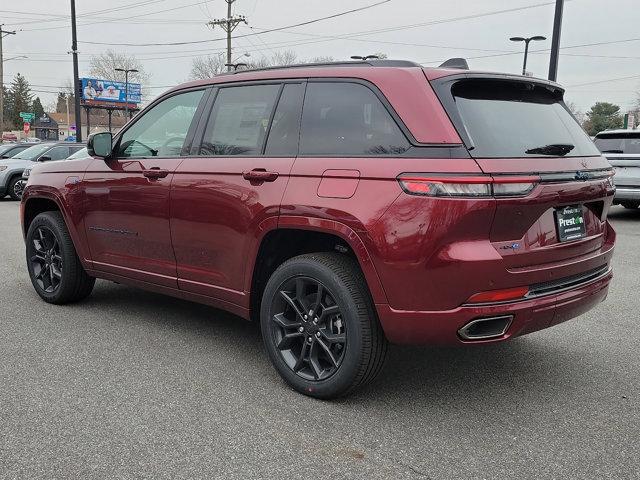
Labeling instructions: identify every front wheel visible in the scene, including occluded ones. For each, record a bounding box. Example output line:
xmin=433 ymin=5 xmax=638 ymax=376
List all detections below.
xmin=12 ymin=179 xmax=26 ymax=200
xmin=26 ymin=211 xmax=95 ymax=304
xmin=260 ymin=253 xmax=387 ymax=399
xmin=8 ymin=176 xmax=23 ymax=201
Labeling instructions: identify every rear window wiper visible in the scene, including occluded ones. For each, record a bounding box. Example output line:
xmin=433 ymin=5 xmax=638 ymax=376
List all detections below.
xmin=600 ymin=149 xmax=624 ymax=154
xmin=525 ymin=143 xmax=575 ymax=156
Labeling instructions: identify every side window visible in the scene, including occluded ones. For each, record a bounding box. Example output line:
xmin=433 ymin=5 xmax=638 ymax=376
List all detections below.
xmin=200 ymin=84 xmax=280 ymax=156
xmin=264 ymin=83 xmax=304 ymax=156
xmin=300 ymin=82 xmax=410 ymax=156
xmin=117 ymin=89 xmax=204 ymax=158
xmin=44 ymin=146 xmax=69 ymax=161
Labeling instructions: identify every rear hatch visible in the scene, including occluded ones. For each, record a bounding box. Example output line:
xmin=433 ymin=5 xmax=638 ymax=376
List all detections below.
xmin=594 ymin=131 xmax=640 ymax=188
xmin=429 ymin=74 xmax=614 ymax=270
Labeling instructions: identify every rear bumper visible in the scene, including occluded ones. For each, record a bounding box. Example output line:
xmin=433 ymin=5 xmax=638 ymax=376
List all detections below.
xmin=376 ymin=267 xmax=612 ymax=345
xmin=613 ymin=186 xmax=640 ymax=202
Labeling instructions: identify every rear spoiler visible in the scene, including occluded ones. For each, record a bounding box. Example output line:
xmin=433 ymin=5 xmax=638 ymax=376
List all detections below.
xmin=438 ymin=58 xmax=469 ymax=70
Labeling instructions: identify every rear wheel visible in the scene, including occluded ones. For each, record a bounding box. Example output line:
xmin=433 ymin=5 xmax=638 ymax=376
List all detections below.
xmin=8 ymin=175 xmax=22 ymax=201
xmin=26 ymin=211 xmax=95 ymax=304
xmin=260 ymin=253 xmax=387 ymax=399
xmin=621 ymin=202 xmax=640 ymax=209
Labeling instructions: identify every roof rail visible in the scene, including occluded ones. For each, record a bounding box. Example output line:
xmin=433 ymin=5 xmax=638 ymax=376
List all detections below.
xmin=219 ymin=59 xmax=422 ymax=75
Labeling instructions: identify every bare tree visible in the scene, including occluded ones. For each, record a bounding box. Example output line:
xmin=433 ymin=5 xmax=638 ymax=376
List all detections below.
xmin=190 ymin=55 xmax=228 ymax=80
xmin=89 ymin=49 xmax=148 ymax=85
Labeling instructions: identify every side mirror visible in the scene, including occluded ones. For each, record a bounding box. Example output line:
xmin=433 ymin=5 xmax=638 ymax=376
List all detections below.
xmin=87 ymin=132 xmax=113 ymax=159
xmin=38 ymin=156 xmax=51 ymax=162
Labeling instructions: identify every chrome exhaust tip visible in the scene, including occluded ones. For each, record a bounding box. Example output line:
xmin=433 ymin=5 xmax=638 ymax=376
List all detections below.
xmin=458 ymin=315 xmax=513 ymax=341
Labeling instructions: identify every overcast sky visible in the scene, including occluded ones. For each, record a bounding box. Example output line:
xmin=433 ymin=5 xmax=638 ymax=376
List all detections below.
xmin=2 ymin=0 xmax=638 ymax=113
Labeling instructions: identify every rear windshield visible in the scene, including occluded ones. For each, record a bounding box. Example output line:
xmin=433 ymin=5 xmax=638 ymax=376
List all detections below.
xmin=594 ymin=133 xmax=640 ymax=154
xmin=449 ymin=79 xmax=600 ymax=158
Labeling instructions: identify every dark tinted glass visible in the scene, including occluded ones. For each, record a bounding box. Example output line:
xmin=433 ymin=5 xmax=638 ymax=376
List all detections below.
xmin=451 ymin=80 xmax=600 ymax=158
xmin=300 ymin=82 xmax=410 ymax=156
xmin=117 ymin=89 xmax=204 ymax=158
xmin=201 ymin=84 xmax=280 ymax=156
xmin=44 ymin=146 xmax=70 ymax=160
xmin=594 ymin=133 xmax=640 ymax=154
xmin=265 ymin=83 xmax=304 ymax=156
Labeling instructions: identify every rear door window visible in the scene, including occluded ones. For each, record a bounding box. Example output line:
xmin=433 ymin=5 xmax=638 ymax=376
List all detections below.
xmin=447 ymin=79 xmax=600 ymax=158
xmin=300 ymin=82 xmax=410 ymax=156
xmin=200 ymin=84 xmax=280 ymax=156
xmin=594 ymin=133 xmax=640 ymax=154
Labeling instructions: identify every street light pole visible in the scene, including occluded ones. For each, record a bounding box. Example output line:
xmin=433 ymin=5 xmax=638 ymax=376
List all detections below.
xmin=115 ymin=67 xmax=138 ymax=119
xmin=70 ymin=0 xmax=82 ymax=142
xmin=548 ymin=0 xmax=565 ymax=81
xmin=509 ymin=35 xmax=546 ymax=76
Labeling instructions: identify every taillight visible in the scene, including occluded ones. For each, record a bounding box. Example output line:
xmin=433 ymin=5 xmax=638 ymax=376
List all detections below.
xmin=398 ymin=174 xmax=539 ymax=198
xmin=466 ymin=286 xmax=529 ymax=304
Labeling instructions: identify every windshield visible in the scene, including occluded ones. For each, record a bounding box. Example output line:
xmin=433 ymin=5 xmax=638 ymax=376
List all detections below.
xmin=594 ymin=133 xmax=640 ymax=154
xmin=449 ymin=79 xmax=600 ymax=158
xmin=11 ymin=143 xmax=53 ymax=160
xmin=67 ymin=147 xmax=88 ymax=160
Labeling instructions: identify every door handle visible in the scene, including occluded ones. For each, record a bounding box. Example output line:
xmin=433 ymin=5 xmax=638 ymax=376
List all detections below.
xmin=242 ymin=169 xmax=279 ymax=183
xmin=143 ymin=168 xmax=170 ymax=179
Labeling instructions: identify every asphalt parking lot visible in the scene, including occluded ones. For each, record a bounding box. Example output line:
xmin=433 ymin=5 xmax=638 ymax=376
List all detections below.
xmin=0 ymin=199 xmax=638 ymax=480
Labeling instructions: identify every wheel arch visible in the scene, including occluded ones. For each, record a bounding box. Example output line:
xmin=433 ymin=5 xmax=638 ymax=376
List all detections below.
xmin=246 ymin=216 xmax=387 ymax=322
xmin=22 ymin=190 xmax=92 ymax=267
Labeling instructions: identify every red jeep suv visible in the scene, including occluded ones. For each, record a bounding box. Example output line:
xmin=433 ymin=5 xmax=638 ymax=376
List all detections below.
xmin=21 ymin=60 xmax=615 ymax=398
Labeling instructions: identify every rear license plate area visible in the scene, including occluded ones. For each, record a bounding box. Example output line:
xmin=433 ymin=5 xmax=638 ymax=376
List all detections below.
xmin=555 ymin=205 xmax=586 ymax=242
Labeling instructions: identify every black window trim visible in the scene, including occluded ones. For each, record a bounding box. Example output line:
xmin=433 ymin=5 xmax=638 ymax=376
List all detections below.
xmin=300 ymin=77 xmax=468 ymax=159
xmin=111 ymin=85 xmax=213 ymax=160
xmin=189 ymin=79 xmax=306 ymax=159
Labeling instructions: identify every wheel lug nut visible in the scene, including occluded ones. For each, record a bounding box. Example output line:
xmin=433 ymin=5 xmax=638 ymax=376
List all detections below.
xmin=298 ymin=326 xmax=304 ymax=333
xmin=315 ymin=331 xmax=321 ymax=337
xmin=303 ymin=315 xmax=308 ymax=320
xmin=307 ymin=336 xmax=313 ymax=343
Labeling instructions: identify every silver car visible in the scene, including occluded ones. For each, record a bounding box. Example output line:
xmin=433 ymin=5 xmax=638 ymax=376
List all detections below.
xmin=594 ymin=129 xmax=640 ymax=209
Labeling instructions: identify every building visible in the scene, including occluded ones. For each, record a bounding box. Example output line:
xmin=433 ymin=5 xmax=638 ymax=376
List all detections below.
xmin=46 ymin=112 xmax=128 ymax=141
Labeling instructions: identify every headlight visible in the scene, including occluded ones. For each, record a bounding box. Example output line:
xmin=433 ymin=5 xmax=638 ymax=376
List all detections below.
xmin=0 ymin=166 xmax=7 ymax=171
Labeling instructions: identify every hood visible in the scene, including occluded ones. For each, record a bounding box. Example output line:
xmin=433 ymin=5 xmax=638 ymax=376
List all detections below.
xmin=0 ymin=158 xmax=33 ymax=168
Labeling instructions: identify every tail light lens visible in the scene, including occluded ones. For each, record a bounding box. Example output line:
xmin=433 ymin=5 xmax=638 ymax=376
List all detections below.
xmin=466 ymin=286 xmax=529 ymax=304
xmin=398 ymin=174 xmax=539 ymax=198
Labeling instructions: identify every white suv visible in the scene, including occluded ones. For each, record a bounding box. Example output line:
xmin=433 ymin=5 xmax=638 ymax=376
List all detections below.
xmin=594 ymin=129 xmax=640 ymax=209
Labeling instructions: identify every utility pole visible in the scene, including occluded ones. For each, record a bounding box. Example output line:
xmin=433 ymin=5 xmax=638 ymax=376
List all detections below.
xmin=70 ymin=0 xmax=82 ymax=142
xmin=548 ymin=0 xmax=564 ymax=81
xmin=0 ymin=25 xmax=17 ymax=136
xmin=208 ymin=0 xmax=247 ymax=72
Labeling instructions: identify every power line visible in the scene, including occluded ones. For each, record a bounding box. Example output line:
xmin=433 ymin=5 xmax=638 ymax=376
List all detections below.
xmin=565 ymin=74 xmax=640 ymax=88
xmin=78 ymin=0 xmax=393 ymax=46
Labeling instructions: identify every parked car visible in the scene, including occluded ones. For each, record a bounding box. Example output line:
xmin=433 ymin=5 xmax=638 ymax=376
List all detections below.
xmin=0 ymin=142 xmax=85 ymax=200
xmin=0 ymin=143 xmax=31 ymax=159
xmin=17 ymin=147 xmax=89 ymax=200
xmin=2 ymin=132 xmax=18 ymax=143
xmin=594 ymin=129 xmax=640 ymax=209
xmin=21 ymin=60 xmax=616 ymax=398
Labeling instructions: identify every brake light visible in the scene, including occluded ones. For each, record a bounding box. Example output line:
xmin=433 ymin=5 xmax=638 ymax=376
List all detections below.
xmin=398 ymin=174 xmax=539 ymax=198
xmin=466 ymin=286 xmax=529 ymax=304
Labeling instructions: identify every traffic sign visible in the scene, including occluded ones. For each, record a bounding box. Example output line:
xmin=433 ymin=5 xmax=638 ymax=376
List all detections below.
xmin=23 ymin=122 xmax=30 ymax=134
xmin=19 ymin=112 xmax=35 ymax=123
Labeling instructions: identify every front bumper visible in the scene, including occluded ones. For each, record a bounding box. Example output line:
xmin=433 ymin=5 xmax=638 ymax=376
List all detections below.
xmin=613 ymin=186 xmax=640 ymax=203
xmin=376 ymin=267 xmax=612 ymax=345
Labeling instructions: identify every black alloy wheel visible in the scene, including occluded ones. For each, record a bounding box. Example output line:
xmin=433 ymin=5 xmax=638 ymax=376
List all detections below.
xmin=30 ymin=226 xmax=63 ymax=293
xmin=269 ymin=276 xmax=347 ymax=381
xmin=26 ymin=211 xmax=95 ymax=304
xmin=13 ymin=179 xmax=26 ymax=200
xmin=261 ymin=253 xmax=387 ymax=399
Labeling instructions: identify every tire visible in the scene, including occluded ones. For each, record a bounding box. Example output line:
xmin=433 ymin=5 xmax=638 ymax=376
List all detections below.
xmin=621 ymin=202 xmax=640 ymax=209
xmin=260 ymin=252 xmax=387 ymax=399
xmin=26 ymin=211 xmax=95 ymax=304
xmin=12 ymin=179 xmax=26 ymax=200
xmin=8 ymin=175 xmax=22 ymax=201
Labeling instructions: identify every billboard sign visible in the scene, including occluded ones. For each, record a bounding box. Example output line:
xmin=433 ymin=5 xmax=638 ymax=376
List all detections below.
xmin=80 ymin=77 xmax=141 ymax=106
